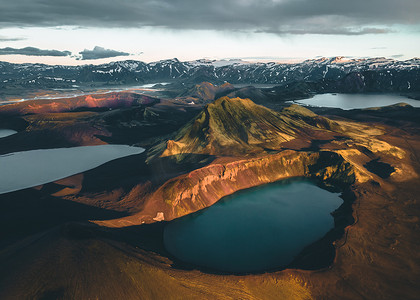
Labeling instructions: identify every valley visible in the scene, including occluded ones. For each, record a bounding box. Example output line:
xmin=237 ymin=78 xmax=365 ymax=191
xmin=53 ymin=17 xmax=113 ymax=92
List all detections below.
xmin=0 ymin=63 xmax=419 ymax=299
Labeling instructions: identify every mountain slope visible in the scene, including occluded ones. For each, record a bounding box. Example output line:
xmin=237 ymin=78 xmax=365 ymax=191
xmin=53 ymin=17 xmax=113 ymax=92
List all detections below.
xmin=149 ymin=97 xmax=340 ymax=159
xmin=1 ymin=57 xmax=419 ymax=96
xmin=0 ymin=92 xmax=159 ymax=115
xmin=177 ymin=82 xmax=235 ymax=103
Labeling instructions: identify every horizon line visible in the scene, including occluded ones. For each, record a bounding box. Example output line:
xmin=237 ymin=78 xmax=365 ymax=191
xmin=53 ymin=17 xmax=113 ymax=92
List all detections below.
xmin=0 ymin=55 xmax=419 ymax=67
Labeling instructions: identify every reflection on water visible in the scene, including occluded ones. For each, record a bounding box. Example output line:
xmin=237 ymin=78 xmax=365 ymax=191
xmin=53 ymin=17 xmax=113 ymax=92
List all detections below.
xmin=0 ymin=145 xmax=144 ymax=194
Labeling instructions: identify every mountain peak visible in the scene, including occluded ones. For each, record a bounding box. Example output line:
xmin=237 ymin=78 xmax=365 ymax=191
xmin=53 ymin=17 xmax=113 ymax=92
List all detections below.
xmin=148 ymin=97 xmax=338 ymax=161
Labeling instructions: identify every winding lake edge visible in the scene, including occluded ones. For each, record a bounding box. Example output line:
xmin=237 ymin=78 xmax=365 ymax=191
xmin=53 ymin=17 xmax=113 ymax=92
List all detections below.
xmin=164 ymin=178 xmax=356 ymax=273
xmin=125 ymin=176 xmax=357 ymax=275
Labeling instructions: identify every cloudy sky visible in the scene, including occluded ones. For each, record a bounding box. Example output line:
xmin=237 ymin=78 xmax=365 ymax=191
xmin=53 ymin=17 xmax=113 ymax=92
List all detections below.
xmin=0 ymin=0 xmax=419 ymax=65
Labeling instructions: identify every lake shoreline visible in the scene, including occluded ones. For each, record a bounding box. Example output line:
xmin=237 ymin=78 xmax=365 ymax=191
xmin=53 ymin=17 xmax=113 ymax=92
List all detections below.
xmin=162 ymin=177 xmax=354 ymax=273
xmin=0 ymin=145 xmax=145 ymax=195
xmin=293 ymin=93 xmax=420 ymax=110
xmin=78 ymin=177 xmax=356 ymax=276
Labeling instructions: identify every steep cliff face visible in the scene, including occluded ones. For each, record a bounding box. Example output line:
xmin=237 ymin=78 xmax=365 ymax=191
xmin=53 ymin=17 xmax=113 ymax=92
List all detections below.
xmin=99 ymin=150 xmax=354 ymax=227
xmin=96 ymin=98 xmax=412 ymax=228
xmin=155 ymin=150 xmax=354 ymax=220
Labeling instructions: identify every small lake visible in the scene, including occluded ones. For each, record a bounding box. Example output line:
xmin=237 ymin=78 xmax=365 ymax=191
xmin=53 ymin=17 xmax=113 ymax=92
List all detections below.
xmin=0 ymin=145 xmax=144 ymax=194
xmin=0 ymin=129 xmax=17 ymax=138
xmin=294 ymin=93 xmax=420 ymax=110
xmin=163 ymin=179 xmax=342 ymax=273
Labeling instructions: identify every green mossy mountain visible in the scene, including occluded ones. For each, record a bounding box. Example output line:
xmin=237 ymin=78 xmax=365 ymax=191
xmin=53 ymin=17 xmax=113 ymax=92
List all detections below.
xmin=149 ymin=97 xmax=340 ymax=160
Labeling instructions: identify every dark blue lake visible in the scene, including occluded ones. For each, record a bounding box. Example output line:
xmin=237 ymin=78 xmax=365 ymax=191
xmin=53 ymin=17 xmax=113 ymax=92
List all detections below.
xmin=163 ymin=179 xmax=343 ymax=272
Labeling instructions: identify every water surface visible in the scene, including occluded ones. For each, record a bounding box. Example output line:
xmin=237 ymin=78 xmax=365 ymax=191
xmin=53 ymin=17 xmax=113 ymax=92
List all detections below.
xmin=0 ymin=145 xmax=144 ymax=194
xmin=0 ymin=129 xmax=17 ymax=138
xmin=164 ymin=179 xmax=342 ymax=272
xmin=294 ymin=93 xmax=420 ymax=110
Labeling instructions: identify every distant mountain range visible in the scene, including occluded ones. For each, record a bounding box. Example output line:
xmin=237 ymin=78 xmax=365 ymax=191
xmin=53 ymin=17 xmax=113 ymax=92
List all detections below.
xmin=1 ymin=57 xmax=419 ymax=94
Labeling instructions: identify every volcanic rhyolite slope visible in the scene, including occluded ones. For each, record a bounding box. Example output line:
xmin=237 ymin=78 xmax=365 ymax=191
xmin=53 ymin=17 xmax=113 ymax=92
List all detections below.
xmin=96 ymin=97 xmax=411 ymax=226
xmin=0 ymin=95 xmax=419 ymax=299
xmin=149 ymin=97 xmax=339 ymax=158
xmin=0 ymin=91 xmax=205 ymax=154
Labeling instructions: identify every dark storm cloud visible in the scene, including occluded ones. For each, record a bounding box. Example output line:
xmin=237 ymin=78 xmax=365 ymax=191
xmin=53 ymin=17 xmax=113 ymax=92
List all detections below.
xmin=78 ymin=46 xmax=130 ymax=60
xmin=0 ymin=47 xmax=71 ymax=56
xmin=0 ymin=0 xmax=419 ymax=35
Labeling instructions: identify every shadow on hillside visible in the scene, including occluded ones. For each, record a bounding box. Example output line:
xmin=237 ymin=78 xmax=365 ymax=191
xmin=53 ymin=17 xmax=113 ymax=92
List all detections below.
xmin=0 ymin=189 xmax=128 ymax=249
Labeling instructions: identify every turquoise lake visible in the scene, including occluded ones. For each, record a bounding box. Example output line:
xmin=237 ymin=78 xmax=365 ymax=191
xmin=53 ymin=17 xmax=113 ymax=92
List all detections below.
xmin=163 ymin=179 xmax=343 ymax=272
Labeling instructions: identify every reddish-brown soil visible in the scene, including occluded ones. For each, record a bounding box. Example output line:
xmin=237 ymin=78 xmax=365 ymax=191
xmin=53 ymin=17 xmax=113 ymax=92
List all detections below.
xmin=0 ymin=97 xmax=419 ymax=299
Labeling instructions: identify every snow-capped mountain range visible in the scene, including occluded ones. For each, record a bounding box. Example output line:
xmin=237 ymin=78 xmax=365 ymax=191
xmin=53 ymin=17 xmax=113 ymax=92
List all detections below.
xmin=0 ymin=57 xmax=419 ymax=92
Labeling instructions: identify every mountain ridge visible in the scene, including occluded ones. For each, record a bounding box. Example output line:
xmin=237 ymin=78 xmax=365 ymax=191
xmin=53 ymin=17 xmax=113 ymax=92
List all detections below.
xmin=148 ymin=97 xmax=341 ymax=161
xmin=1 ymin=57 xmax=419 ymax=94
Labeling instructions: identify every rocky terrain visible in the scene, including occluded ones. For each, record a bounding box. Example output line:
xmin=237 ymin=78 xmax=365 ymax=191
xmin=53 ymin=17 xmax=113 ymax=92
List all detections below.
xmin=1 ymin=57 xmax=419 ymax=101
xmin=0 ymin=88 xmax=419 ymax=299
